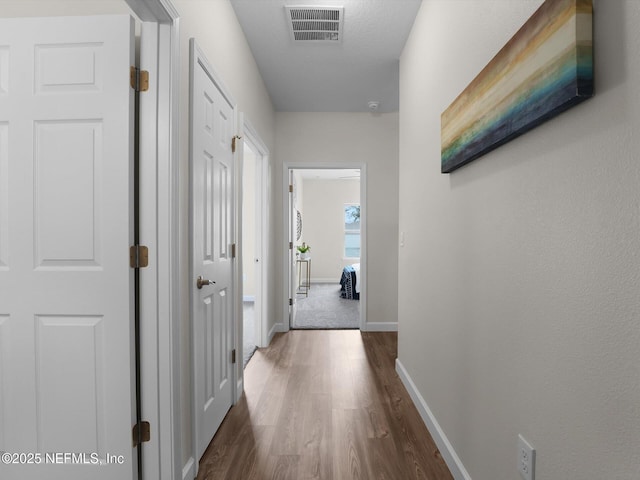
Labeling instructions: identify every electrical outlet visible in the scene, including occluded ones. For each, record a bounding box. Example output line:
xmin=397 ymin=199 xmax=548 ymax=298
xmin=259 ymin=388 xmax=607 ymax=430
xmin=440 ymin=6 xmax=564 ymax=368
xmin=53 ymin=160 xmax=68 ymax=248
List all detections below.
xmin=517 ymin=434 xmax=535 ymax=480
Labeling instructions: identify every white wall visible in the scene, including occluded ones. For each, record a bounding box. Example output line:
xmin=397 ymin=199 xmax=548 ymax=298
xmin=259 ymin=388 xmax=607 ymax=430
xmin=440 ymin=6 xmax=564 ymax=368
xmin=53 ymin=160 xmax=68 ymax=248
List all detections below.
xmin=398 ymin=1 xmax=640 ymax=480
xmin=276 ymin=112 xmax=399 ymax=330
xmin=301 ymin=178 xmax=360 ymax=281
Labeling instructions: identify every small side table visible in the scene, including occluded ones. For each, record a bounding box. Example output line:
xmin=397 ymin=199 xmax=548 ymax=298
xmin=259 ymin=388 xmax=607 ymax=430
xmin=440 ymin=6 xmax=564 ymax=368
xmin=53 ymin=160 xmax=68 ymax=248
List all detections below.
xmin=296 ymin=258 xmax=311 ymax=296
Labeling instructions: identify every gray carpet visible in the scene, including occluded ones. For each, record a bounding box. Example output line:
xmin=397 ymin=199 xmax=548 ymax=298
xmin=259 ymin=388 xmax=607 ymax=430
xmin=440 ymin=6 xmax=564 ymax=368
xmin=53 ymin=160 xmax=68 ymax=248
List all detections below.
xmin=293 ymin=283 xmax=359 ymax=329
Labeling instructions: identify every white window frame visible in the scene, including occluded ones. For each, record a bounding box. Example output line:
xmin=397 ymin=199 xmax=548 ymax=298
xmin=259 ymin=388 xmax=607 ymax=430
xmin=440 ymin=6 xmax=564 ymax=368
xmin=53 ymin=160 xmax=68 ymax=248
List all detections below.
xmin=344 ymin=203 xmax=361 ymax=259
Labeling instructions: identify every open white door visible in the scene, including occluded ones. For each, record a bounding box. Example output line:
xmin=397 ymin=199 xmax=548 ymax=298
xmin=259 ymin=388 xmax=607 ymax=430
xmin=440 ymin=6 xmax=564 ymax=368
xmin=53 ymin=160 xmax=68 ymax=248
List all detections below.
xmin=0 ymin=15 xmax=136 ymax=480
xmin=190 ymin=39 xmax=235 ymax=466
xmin=240 ymin=115 xmax=270 ymax=350
xmin=288 ymin=170 xmax=298 ymax=326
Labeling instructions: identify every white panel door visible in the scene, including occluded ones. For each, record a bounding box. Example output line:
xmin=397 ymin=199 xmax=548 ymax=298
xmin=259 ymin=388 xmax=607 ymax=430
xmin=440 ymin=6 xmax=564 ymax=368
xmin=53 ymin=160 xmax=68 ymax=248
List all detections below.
xmin=0 ymin=15 xmax=136 ymax=480
xmin=190 ymin=41 xmax=235 ymax=463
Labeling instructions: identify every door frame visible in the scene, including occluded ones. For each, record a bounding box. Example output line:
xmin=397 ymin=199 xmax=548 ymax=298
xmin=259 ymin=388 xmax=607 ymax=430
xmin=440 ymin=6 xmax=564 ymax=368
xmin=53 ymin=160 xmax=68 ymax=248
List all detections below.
xmin=123 ymin=2 xmax=182 ymax=480
xmin=282 ymin=163 xmax=368 ymax=331
xmin=239 ymin=114 xmax=270 ymax=351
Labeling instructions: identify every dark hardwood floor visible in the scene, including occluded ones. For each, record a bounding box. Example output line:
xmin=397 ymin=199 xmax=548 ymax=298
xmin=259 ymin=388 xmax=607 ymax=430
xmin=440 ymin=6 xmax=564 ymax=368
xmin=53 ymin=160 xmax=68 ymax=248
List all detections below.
xmin=196 ymin=330 xmax=453 ymax=480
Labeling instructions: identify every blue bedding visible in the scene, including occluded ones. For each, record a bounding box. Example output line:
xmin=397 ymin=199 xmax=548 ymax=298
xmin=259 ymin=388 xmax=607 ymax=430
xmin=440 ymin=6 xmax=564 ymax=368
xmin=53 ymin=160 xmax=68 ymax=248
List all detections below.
xmin=340 ymin=265 xmax=359 ymax=300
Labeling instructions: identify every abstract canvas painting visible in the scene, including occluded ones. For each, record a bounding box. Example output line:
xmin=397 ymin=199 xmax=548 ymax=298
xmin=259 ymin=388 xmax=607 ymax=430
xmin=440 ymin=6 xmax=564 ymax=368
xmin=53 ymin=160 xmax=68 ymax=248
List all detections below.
xmin=441 ymin=0 xmax=593 ymax=173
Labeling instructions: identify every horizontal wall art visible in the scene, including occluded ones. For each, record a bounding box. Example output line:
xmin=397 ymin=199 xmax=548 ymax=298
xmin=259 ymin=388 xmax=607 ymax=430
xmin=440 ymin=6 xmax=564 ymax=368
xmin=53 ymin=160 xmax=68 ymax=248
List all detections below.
xmin=441 ymin=0 xmax=593 ymax=173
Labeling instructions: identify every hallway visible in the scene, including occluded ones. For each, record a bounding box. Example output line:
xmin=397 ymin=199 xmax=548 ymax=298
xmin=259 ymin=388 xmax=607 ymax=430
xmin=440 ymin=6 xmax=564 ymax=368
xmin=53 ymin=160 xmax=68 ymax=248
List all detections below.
xmin=196 ymin=330 xmax=453 ymax=479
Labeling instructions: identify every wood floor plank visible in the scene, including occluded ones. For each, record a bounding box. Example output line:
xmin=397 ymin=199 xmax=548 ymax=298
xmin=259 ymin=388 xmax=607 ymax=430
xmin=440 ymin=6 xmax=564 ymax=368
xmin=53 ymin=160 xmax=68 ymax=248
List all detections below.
xmin=298 ymin=393 xmax=333 ymax=480
xmin=196 ymin=331 xmax=453 ymax=480
xmin=270 ymin=365 xmax=311 ymax=455
xmin=249 ymin=368 xmax=289 ymax=427
xmin=243 ymin=349 xmax=276 ymax=408
xmin=331 ymin=408 xmax=367 ymax=480
xmin=266 ymin=454 xmax=300 ymax=480
xmin=329 ymin=332 xmax=359 ymax=410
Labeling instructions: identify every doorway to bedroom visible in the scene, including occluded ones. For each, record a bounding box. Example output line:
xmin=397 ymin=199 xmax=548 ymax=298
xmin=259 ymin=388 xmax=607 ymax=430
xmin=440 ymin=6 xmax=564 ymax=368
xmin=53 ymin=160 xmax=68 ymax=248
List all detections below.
xmin=288 ymin=167 xmax=364 ymax=330
xmin=241 ymin=125 xmax=269 ymax=369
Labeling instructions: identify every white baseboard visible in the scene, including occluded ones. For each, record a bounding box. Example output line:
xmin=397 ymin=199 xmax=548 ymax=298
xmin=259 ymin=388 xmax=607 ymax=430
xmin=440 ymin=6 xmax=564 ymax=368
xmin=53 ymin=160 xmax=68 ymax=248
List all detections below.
xmin=267 ymin=323 xmax=278 ymax=343
xmin=182 ymin=456 xmax=195 ymax=480
xmin=363 ymin=322 xmax=398 ymax=332
xmin=395 ymin=359 xmax=472 ymax=480
xmin=236 ymin=377 xmax=244 ymax=399
xmin=267 ymin=322 xmax=287 ymax=343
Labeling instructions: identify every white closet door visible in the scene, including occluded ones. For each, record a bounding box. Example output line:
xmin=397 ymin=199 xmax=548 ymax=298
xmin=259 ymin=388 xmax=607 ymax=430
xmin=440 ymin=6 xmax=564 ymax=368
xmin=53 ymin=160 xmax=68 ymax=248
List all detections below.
xmin=0 ymin=15 xmax=137 ymax=480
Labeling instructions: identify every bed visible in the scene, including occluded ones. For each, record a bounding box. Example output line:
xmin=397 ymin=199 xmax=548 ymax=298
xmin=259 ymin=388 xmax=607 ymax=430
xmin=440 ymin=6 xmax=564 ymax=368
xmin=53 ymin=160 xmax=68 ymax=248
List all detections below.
xmin=340 ymin=263 xmax=360 ymax=300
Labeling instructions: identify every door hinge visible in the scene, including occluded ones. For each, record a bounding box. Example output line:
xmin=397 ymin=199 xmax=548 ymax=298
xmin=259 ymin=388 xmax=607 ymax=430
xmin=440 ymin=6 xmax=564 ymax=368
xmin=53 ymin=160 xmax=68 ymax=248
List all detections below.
xmin=231 ymin=135 xmax=242 ymax=153
xmin=289 ymin=298 xmax=293 ymax=306
xmin=289 ymin=241 xmax=293 ymax=249
xmin=130 ymin=66 xmax=149 ymax=92
xmin=130 ymin=245 xmax=149 ymax=268
xmin=231 ymin=349 xmax=237 ymax=364
xmin=289 ymin=184 xmax=293 ymax=193
xmin=231 ymin=243 xmax=237 ymax=258
xmin=132 ymin=421 xmax=151 ymax=448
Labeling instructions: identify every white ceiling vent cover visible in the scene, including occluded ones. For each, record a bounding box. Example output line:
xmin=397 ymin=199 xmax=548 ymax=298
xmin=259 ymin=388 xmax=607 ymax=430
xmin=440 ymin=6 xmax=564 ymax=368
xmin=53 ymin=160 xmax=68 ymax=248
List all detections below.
xmin=285 ymin=6 xmax=344 ymax=43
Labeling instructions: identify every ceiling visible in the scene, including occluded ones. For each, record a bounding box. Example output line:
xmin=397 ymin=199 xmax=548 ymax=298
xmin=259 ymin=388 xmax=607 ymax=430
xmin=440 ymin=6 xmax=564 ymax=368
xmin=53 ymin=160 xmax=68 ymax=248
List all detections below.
xmin=230 ymin=0 xmax=422 ymax=113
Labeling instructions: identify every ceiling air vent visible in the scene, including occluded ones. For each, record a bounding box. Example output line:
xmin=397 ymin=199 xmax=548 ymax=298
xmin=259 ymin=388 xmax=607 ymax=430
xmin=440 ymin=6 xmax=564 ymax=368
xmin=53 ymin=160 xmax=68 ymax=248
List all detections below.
xmin=285 ymin=6 xmax=344 ymax=43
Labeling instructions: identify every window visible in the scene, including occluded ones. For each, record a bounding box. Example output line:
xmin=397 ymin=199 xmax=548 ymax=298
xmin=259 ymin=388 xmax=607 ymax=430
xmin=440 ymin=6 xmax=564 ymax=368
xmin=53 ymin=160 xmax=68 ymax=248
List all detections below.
xmin=344 ymin=204 xmax=360 ymax=258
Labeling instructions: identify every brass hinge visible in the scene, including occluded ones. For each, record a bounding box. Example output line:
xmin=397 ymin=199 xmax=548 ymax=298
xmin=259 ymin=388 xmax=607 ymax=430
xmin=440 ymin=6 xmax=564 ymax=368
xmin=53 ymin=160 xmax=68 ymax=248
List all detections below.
xmin=132 ymin=421 xmax=151 ymax=448
xmin=289 ymin=241 xmax=293 ymax=249
xmin=130 ymin=66 xmax=149 ymax=92
xmin=231 ymin=349 xmax=237 ymax=364
xmin=289 ymin=184 xmax=293 ymax=193
xmin=231 ymin=135 xmax=242 ymax=153
xmin=231 ymin=243 xmax=237 ymax=258
xmin=289 ymin=298 xmax=293 ymax=306
xmin=130 ymin=245 xmax=149 ymax=268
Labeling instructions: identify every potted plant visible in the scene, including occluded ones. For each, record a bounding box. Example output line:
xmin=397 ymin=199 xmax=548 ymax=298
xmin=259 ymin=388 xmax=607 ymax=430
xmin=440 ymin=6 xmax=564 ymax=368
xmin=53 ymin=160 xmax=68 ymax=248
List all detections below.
xmin=297 ymin=242 xmax=310 ymax=260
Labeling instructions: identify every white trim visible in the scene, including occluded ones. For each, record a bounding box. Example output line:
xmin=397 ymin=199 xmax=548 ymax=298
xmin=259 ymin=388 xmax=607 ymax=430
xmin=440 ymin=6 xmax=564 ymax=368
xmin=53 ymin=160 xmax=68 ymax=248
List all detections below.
xmin=160 ymin=15 xmax=183 ymax=480
xmin=235 ymin=121 xmax=246 ymax=402
xmin=237 ymin=377 xmax=244 ymax=400
xmin=130 ymin=0 xmax=179 ymax=21
xmin=395 ymin=359 xmax=472 ymax=480
xmin=124 ymin=2 xmax=181 ymax=480
xmin=181 ymin=457 xmax=195 ymax=480
xmin=138 ymin=20 xmax=161 ymax=480
xmin=268 ymin=322 xmax=286 ymax=343
xmin=284 ymin=169 xmax=294 ymax=332
xmin=283 ymin=163 xmax=367 ymax=330
xmin=359 ymin=163 xmax=368 ymax=330
xmin=363 ymin=322 xmax=398 ymax=332
xmin=190 ymin=39 xmax=237 ymax=109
